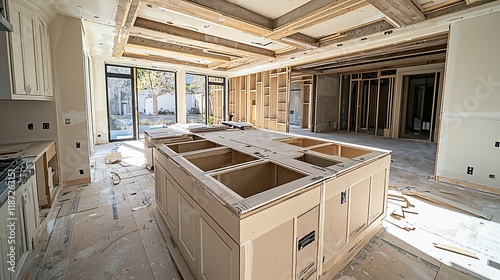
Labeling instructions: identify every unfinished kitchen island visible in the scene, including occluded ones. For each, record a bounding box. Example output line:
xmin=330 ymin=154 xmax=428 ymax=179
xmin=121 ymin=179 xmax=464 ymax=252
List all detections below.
xmin=151 ymin=127 xmax=391 ymax=280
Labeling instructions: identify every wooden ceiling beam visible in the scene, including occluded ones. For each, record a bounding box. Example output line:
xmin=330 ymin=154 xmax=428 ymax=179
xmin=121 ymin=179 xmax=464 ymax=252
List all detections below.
xmin=123 ymin=51 xmax=209 ymax=68
xmin=366 ymin=0 xmax=425 ymax=26
xmin=280 ymin=33 xmax=320 ymax=50
xmin=147 ymin=0 xmax=272 ymax=35
xmin=269 ymin=0 xmax=369 ymax=39
xmin=426 ymin=0 xmax=495 ymax=19
xmin=319 ymin=19 xmax=394 ymax=47
xmin=295 ymin=32 xmax=448 ymax=69
xmin=314 ymin=46 xmax=447 ymax=70
xmin=112 ymin=0 xmax=142 ymax=57
xmin=321 ymin=52 xmax=446 ymax=73
xmin=127 ymin=36 xmax=234 ymax=62
xmin=133 ymin=17 xmax=275 ymax=59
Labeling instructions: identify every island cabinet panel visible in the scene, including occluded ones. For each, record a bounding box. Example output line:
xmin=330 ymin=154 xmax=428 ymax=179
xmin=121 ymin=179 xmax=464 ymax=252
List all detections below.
xmin=322 ymin=190 xmax=348 ymax=263
xmin=150 ymin=128 xmax=391 ymax=280
xmin=199 ymin=209 xmax=239 ymax=280
xmin=178 ymin=187 xmax=198 ymax=275
xmin=369 ymin=169 xmax=387 ymax=223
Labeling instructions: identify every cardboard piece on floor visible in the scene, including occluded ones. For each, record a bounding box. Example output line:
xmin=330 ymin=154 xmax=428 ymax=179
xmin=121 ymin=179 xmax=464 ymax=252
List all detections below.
xmin=433 ymin=243 xmax=479 ymax=259
xmin=105 ymin=152 xmax=122 ymax=164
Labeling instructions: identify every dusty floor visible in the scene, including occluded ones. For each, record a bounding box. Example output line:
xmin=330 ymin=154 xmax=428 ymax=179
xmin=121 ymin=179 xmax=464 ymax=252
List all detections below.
xmin=26 ymin=129 xmax=500 ymax=279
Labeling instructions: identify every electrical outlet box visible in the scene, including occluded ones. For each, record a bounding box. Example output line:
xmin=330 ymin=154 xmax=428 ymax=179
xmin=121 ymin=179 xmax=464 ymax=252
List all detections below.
xmin=467 ymin=166 xmax=474 ymax=175
xmin=79 ymin=169 xmax=84 ymax=175
xmin=28 ymin=123 xmax=33 ymax=130
xmin=76 ymin=142 xmax=81 ymax=148
xmin=43 ymin=123 xmax=49 ymax=129
xmin=495 ymin=141 xmax=499 ymax=148
xmin=489 ymin=174 xmax=496 ymax=179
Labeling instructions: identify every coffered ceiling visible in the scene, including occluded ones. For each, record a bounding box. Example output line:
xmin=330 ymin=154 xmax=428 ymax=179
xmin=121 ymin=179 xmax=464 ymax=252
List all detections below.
xmin=49 ymin=0 xmax=498 ymax=75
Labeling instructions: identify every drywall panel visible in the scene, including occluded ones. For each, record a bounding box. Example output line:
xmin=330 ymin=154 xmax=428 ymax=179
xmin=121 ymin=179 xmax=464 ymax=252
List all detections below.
xmin=438 ymin=118 xmax=500 ymax=188
xmin=436 ymin=12 xmax=500 ymax=191
xmin=50 ymin=15 xmax=91 ymax=185
xmin=90 ymin=58 xmax=109 ymax=144
xmin=315 ymin=74 xmax=339 ymax=133
xmin=0 ymin=100 xmax=58 ymax=142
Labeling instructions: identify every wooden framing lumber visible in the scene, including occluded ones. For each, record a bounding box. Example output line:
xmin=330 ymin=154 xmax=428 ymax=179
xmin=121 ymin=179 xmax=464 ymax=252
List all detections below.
xmin=366 ymin=0 xmax=425 ymax=26
xmin=403 ymin=190 xmax=492 ymax=220
xmin=270 ymin=0 xmax=368 ymax=39
xmin=133 ymin=17 xmax=276 ymax=59
xmin=112 ymin=0 xmax=141 ymax=57
xmin=147 ymin=0 xmax=272 ymax=35
xmin=122 ymin=52 xmax=209 ymax=68
xmin=127 ymin=36 xmax=234 ymax=62
xmin=434 ymin=243 xmax=479 ymax=259
xmin=319 ymin=19 xmax=394 ymax=47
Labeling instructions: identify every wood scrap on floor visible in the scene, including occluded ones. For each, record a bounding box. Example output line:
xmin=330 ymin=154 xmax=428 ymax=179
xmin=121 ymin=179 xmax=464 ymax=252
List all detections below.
xmin=402 ymin=189 xmax=492 ymax=220
xmin=386 ymin=187 xmax=418 ymax=230
xmin=433 ymin=243 xmax=479 ymax=259
xmin=105 ymin=152 xmax=122 ymax=164
xmin=111 ymin=172 xmax=121 ymax=185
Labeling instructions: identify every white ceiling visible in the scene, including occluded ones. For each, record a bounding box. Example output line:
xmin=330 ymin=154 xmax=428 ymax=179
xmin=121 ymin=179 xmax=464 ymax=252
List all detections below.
xmin=300 ymin=5 xmax=387 ymax=38
xmin=137 ymin=3 xmax=289 ymax=51
xmin=225 ymin=0 xmax=311 ymax=19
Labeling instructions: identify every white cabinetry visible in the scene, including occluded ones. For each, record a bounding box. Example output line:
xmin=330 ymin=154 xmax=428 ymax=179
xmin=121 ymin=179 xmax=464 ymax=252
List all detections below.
xmin=0 ymin=0 xmax=53 ymax=100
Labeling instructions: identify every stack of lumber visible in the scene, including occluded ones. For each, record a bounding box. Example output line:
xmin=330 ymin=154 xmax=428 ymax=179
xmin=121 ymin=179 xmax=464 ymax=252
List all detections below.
xmin=385 ymin=187 xmax=417 ymax=231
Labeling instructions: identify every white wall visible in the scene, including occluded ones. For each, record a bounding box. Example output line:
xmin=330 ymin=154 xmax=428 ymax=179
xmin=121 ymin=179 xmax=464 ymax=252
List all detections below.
xmin=0 ymin=100 xmax=58 ymax=142
xmin=50 ymin=15 xmax=91 ymax=185
xmin=436 ymin=12 xmax=500 ymax=191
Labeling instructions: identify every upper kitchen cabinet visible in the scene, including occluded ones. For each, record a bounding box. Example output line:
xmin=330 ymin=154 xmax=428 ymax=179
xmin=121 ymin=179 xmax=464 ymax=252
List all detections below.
xmin=0 ymin=0 xmax=53 ymax=100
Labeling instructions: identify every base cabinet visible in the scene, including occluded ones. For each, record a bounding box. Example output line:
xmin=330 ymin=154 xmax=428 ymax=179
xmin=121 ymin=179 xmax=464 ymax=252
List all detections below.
xmin=0 ymin=175 xmax=38 ymax=280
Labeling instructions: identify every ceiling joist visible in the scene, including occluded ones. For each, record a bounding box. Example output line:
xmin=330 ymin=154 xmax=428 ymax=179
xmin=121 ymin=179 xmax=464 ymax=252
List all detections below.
xmin=147 ymin=0 xmax=272 ymax=35
xmin=366 ymin=0 xmax=425 ymax=26
xmin=113 ymin=0 xmax=142 ymax=57
xmin=269 ymin=0 xmax=369 ymax=39
xmin=127 ymin=35 xmax=235 ymax=62
xmin=133 ymin=17 xmax=276 ymax=59
xmin=123 ymin=51 xmax=208 ymax=67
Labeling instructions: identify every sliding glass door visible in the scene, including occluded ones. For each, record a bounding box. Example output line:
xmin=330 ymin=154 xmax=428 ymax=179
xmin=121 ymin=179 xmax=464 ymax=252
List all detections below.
xmin=106 ymin=65 xmax=135 ymax=141
xmin=106 ymin=64 xmax=177 ymax=141
xmin=137 ymin=68 xmax=177 ymax=138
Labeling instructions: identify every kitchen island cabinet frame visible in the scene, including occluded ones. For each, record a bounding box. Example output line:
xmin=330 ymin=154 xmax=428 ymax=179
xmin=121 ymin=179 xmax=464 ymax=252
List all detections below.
xmin=151 ymin=128 xmax=390 ymax=280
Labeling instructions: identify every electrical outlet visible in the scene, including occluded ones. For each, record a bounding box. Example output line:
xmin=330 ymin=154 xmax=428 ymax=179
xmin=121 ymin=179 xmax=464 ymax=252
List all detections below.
xmin=76 ymin=142 xmax=81 ymax=148
xmin=65 ymin=119 xmax=71 ymax=124
xmin=495 ymin=141 xmax=499 ymax=148
xmin=43 ymin=123 xmax=49 ymax=129
xmin=467 ymin=166 xmax=474 ymax=175
xmin=28 ymin=123 xmax=33 ymax=130
xmin=79 ymin=169 xmax=84 ymax=175
xmin=489 ymin=174 xmax=496 ymax=179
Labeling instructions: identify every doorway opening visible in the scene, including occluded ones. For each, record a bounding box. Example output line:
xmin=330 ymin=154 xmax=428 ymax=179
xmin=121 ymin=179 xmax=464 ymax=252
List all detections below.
xmin=400 ymin=73 xmax=441 ymax=142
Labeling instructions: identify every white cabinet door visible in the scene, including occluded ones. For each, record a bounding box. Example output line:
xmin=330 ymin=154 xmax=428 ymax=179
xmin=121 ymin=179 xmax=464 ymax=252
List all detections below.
xmin=7 ymin=0 xmax=48 ymax=98
xmin=36 ymin=17 xmax=52 ymax=97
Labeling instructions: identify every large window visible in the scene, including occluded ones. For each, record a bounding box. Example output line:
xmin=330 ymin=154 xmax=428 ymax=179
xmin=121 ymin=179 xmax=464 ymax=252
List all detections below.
xmin=185 ymin=74 xmax=225 ymax=124
xmin=106 ymin=64 xmax=176 ymax=141
xmin=137 ymin=68 xmax=176 ymax=137
xmin=106 ymin=65 xmax=135 ymax=141
xmin=185 ymin=73 xmax=206 ymax=123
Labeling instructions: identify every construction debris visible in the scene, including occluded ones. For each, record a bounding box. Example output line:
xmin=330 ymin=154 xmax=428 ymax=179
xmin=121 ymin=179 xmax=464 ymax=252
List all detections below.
xmin=111 ymin=172 xmax=121 ymax=185
xmin=402 ymin=189 xmax=492 ymax=220
xmin=433 ymin=243 xmax=479 ymax=259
